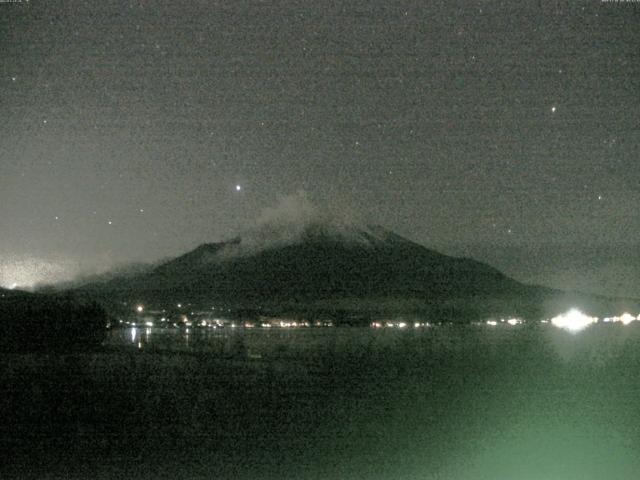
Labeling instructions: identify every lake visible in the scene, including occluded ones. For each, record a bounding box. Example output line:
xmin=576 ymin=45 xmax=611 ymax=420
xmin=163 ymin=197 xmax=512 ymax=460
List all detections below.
xmin=3 ymin=322 xmax=640 ymax=479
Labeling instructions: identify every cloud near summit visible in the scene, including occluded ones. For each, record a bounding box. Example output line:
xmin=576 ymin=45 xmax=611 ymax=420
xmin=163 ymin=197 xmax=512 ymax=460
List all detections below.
xmin=217 ymin=191 xmax=361 ymax=257
xmin=255 ymin=190 xmax=321 ymax=229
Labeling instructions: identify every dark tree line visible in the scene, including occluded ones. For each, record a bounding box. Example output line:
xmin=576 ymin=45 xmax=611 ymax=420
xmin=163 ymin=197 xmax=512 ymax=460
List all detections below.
xmin=0 ymin=292 xmax=108 ymax=352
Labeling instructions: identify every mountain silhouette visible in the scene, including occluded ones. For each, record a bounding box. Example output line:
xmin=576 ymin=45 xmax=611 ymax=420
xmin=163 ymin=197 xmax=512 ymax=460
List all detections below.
xmin=72 ymin=223 xmax=555 ymax=318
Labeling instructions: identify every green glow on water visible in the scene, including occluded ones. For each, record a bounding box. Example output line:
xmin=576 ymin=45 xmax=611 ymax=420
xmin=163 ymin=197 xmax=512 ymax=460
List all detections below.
xmin=6 ymin=324 xmax=640 ymax=479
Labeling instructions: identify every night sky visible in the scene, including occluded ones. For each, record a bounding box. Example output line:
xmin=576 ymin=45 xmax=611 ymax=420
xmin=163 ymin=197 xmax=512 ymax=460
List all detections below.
xmin=1 ymin=1 xmax=639 ymax=296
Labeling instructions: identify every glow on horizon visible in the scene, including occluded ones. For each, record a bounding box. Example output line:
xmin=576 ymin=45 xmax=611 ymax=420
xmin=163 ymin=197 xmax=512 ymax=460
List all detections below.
xmin=0 ymin=257 xmax=76 ymax=289
xmin=0 ymin=255 xmax=124 ymax=290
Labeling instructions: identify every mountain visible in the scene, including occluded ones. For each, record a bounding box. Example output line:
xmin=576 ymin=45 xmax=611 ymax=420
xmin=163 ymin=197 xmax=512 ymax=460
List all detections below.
xmin=73 ymin=222 xmax=640 ymax=321
xmin=69 ymin=224 xmax=527 ymax=317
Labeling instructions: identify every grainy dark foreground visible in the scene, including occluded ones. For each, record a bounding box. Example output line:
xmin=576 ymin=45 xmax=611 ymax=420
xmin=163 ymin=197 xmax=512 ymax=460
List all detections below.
xmin=3 ymin=325 xmax=640 ymax=480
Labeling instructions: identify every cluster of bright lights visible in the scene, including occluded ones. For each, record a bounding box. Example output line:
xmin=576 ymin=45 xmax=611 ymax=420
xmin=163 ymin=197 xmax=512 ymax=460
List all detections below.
xmin=371 ymin=321 xmax=430 ymax=329
xmin=253 ymin=319 xmax=318 ymax=328
xmin=196 ymin=318 xmax=226 ymax=328
xmin=236 ymin=320 xmax=318 ymax=328
xmin=550 ymin=309 xmax=598 ymax=332
xmin=547 ymin=309 xmax=640 ymax=333
xmin=277 ymin=320 xmax=305 ymax=328
xmin=122 ymin=315 xmax=335 ymax=329
xmin=242 ymin=319 xmax=332 ymax=328
xmin=121 ymin=306 xmax=640 ymax=334
xmin=602 ymin=313 xmax=639 ymax=325
xmin=485 ymin=318 xmax=523 ymax=327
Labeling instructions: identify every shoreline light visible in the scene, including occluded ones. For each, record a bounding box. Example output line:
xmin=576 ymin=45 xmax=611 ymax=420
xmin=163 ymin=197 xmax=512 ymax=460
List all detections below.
xmin=550 ymin=309 xmax=598 ymax=333
xmin=618 ymin=313 xmax=636 ymax=325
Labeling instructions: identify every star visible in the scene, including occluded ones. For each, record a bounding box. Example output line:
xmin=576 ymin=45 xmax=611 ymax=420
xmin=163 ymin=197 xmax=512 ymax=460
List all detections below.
xmin=551 ymin=106 xmax=556 ymax=113
xmin=11 ymin=76 xmax=16 ymax=82
xmin=598 ymin=195 xmax=603 ymax=201
xmin=235 ymin=185 xmax=242 ymax=191
xmin=108 ymin=220 xmax=113 ymax=225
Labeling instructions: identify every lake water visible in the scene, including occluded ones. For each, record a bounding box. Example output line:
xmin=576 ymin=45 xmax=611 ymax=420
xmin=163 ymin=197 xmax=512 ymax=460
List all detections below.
xmin=5 ymin=322 xmax=640 ymax=479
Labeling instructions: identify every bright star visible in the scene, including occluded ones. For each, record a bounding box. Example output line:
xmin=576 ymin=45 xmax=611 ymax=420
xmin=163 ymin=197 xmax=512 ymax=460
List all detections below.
xmin=235 ymin=185 xmax=242 ymax=191
xmin=551 ymin=106 xmax=556 ymax=113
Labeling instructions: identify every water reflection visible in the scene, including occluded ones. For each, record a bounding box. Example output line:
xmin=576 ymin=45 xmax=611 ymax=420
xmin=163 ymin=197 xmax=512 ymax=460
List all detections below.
xmin=112 ymin=325 xmax=250 ymax=354
xmin=108 ymin=315 xmax=640 ymax=364
xmin=97 ymin=321 xmax=640 ymax=479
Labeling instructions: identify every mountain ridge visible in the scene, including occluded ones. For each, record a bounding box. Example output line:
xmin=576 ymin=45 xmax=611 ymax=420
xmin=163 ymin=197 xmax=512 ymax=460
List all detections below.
xmin=67 ymin=221 xmax=640 ymax=321
xmin=71 ymin=223 xmax=543 ymax=317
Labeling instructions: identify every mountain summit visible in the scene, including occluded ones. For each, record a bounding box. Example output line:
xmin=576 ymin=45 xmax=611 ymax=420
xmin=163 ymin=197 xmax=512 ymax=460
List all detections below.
xmin=153 ymin=222 xmax=523 ymax=299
